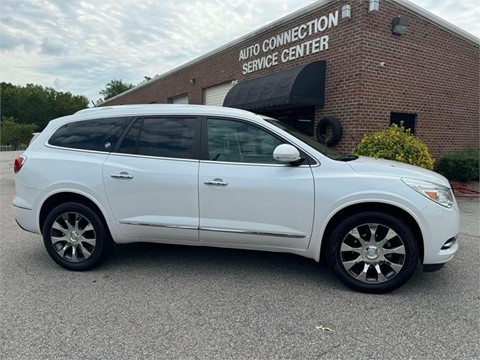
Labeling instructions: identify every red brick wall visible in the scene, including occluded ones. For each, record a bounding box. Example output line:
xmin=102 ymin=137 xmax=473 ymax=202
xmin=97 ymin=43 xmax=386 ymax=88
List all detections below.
xmin=103 ymin=0 xmax=479 ymax=159
xmin=356 ymin=0 xmax=479 ymax=159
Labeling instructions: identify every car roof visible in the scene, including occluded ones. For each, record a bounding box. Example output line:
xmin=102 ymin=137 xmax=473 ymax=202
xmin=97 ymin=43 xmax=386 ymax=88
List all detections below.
xmin=73 ymin=104 xmax=261 ymax=122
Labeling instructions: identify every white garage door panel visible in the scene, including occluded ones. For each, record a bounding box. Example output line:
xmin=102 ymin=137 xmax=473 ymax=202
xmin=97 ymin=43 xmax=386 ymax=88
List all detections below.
xmin=204 ymin=82 xmax=235 ymax=106
xmin=171 ymin=95 xmax=189 ymax=104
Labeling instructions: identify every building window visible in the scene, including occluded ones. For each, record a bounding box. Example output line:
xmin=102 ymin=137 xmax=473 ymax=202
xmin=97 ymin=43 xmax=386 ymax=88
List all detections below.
xmin=390 ymin=112 xmax=416 ymax=134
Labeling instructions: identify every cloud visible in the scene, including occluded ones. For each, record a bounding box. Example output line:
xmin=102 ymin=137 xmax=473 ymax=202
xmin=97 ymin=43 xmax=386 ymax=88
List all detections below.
xmin=0 ymin=29 xmax=35 ymax=51
xmin=410 ymin=0 xmax=480 ymax=36
xmin=53 ymin=77 xmax=74 ymax=90
xmin=0 ymin=0 xmax=478 ymax=105
xmin=41 ymin=37 xmax=69 ymax=55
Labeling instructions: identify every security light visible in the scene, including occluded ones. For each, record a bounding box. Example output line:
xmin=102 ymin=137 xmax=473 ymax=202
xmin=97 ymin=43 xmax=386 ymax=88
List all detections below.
xmin=392 ymin=16 xmax=409 ymax=35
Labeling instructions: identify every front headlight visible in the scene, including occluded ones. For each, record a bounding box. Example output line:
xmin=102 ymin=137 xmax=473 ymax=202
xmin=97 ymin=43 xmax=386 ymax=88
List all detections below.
xmin=402 ymin=178 xmax=454 ymax=208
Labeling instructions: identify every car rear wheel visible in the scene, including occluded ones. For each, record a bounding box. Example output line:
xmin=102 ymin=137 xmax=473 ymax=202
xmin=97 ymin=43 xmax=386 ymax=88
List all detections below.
xmin=326 ymin=212 xmax=419 ymax=293
xmin=42 ymin=202 xmax=113 ymax=271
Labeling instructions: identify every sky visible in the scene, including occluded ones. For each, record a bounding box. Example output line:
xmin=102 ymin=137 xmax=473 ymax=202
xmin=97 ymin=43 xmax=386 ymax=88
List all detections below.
xmin=1 ymin=0 xmax=479 ymax=104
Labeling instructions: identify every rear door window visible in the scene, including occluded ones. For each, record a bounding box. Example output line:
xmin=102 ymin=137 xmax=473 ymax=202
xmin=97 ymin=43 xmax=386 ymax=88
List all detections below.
xmin=48 ymin=117 xmax=130 ymax=152
xmin=117 ymin=117 xmax=200 ymax=159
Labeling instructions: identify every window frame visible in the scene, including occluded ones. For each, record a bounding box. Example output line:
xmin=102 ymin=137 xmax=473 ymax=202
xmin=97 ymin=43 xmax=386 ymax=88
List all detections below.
xmin=112 ymin=115 xmax=202 ymax=160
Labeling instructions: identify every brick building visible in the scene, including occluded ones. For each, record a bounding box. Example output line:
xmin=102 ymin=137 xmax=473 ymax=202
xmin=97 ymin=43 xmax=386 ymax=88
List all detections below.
xmin=101 ymin=0 xmax=479 ymax=159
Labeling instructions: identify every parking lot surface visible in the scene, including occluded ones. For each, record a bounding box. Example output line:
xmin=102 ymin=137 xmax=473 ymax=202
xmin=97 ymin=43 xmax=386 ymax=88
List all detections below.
xmin=1 ymin=151 xmax=479 ymax=359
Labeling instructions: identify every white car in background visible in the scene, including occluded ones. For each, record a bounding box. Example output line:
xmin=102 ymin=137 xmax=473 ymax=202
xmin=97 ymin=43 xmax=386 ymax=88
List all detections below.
xmin=13 ymin=105 xmax=459 ymax=293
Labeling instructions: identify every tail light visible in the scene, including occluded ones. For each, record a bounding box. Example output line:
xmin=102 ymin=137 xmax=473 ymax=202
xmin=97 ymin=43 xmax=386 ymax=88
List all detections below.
xmin=14 ymin=156 xmax=26 ymax=174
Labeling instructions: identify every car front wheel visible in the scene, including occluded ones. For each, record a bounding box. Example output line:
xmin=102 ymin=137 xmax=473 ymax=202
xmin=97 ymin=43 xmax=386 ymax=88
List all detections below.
xmin=326 ymin=212 xmax=419 ymax=293
xmin=42 ymin=202 xmax=113 ymax=271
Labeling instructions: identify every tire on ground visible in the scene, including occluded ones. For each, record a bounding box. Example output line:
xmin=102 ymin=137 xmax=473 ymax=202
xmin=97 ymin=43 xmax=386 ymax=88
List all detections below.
xmin=325 ymin=211 xmax=419 ymax=293
xmin=42 ymin=202 xmax=114 ymax=271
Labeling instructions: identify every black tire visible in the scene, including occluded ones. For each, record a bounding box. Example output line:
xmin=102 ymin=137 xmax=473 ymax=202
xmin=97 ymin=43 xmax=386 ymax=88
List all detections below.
xmin=42 ymin=202 xmax=113 ymax=271
xmin=326 ymin=212 xmax=419 ymax=293
xmin=316 ymin=116 xmax=342 ymax=146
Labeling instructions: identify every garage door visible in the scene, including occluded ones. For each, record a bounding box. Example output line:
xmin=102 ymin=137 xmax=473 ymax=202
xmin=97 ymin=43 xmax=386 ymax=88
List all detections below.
xmin=170 ymin=95 xmax=189 ymax=104
xmin=203 ymin=82 xmax=235 ymax=106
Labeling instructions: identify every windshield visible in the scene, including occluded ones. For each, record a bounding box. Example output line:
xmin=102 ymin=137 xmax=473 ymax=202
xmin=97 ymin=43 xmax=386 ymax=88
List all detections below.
xmin=264 ymin=117 xmax=346 ymax=160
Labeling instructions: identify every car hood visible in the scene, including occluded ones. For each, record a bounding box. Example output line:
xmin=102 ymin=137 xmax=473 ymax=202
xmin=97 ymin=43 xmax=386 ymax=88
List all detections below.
xmin=347 ymin=156 xmax=450 ymax=187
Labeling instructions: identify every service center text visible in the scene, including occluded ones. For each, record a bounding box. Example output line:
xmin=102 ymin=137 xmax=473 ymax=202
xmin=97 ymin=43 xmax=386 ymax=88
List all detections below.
xmin=239 ymin=10 xmax=339 ymax=74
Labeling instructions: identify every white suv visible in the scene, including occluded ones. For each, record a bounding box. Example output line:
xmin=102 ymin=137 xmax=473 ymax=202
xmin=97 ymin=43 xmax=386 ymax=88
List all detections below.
xmin=13 ymin=105 xmax=459 ymax=293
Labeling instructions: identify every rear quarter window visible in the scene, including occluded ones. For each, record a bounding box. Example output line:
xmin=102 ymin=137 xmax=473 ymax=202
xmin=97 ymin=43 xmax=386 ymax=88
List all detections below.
xmin=48 ymin=117 xmax=131 ymax=152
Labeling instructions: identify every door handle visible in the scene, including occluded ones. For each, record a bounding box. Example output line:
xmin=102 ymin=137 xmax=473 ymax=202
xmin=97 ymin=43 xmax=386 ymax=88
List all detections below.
xmin=110 ymin=172 xmax=134 ymax=180
xmin=204 ymin=178 xmax=228 ymax=186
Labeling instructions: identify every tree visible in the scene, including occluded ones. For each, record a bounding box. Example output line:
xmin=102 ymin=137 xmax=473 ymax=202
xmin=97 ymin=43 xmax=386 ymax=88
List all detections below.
xmin=0 ymin=82 xmax=89 ymax=131
xmin=138 ymin=75 xmax=158 ymax=84
xmin=98 ymin=79 xmax=134 ymax=103
xmin=0 ymin=116 xmax=38 ymax=147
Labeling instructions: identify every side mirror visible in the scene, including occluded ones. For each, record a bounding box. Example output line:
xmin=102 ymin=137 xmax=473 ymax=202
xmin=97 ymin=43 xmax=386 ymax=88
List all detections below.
xmin=273 ymin=144 xmax=303 ymax=164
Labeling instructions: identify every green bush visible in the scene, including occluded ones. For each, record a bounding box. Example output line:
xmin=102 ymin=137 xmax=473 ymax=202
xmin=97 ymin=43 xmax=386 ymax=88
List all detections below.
xmin=436 ymin=148 xmax=479 ymax=182
xmin=1 ymin=116 xmax=38 ymax=147
xmin=353 ymin=124 xmax=434 ymax=170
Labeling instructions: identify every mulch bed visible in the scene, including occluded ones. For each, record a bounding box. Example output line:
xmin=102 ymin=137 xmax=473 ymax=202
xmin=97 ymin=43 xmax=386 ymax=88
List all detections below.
xmin=451 ymin=181 xmax=480 ymax=197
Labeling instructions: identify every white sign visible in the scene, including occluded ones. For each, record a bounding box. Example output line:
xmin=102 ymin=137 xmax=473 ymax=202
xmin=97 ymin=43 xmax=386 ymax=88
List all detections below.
xmin=239 ymin=10 xmax=339 ymax=75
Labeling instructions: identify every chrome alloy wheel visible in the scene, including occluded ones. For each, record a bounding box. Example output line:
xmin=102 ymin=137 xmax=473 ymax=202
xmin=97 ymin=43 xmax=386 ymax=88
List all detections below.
xmin=340 ymin=223 xmax=406 ymax=283
xmin=50 ymin=212 xmax=97 ymax=263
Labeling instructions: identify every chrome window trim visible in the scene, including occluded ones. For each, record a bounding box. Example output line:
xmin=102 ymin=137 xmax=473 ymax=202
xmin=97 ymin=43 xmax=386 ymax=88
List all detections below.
xmin=44 ymin=143 xmax=112 ymax=155
xmin=45 ymin=144 xmax=200 ymax=163
xmin=199 ymin=159 xmax=311 ymax=168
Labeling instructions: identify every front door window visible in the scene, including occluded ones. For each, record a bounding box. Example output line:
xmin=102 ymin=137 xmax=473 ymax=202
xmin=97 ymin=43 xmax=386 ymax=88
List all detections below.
xmin=206 ymin=118 xmax=283 ymax=164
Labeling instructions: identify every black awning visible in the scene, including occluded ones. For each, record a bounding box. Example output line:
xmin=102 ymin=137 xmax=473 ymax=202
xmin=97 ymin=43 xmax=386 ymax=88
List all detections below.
xmin=223 ymin=60 xmax=326 ymax=111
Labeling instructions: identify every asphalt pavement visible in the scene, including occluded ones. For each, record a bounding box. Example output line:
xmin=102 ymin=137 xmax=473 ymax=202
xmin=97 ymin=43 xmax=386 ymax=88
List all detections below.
xmin=1 ymin=151 xmax=479 ymax=359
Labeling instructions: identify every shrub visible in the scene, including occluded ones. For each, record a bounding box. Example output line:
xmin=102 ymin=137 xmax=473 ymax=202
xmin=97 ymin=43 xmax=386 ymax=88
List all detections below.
xmin=353 ymin=124 xmax=434 ymax=170
xmin=436 ymin=148 xmax=479 ymax=182
xmin=0 ymin=116 xmax=38 ymax=147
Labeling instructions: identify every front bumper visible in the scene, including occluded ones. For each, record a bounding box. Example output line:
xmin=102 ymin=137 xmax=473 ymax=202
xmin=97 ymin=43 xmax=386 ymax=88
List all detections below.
xmin=416 ymin=192 xmax=460 ymax=265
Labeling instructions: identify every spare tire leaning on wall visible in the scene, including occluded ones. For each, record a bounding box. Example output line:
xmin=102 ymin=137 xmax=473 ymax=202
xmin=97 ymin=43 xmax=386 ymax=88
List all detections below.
xmin=315 ymin=116 xmax=342 ymax=146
